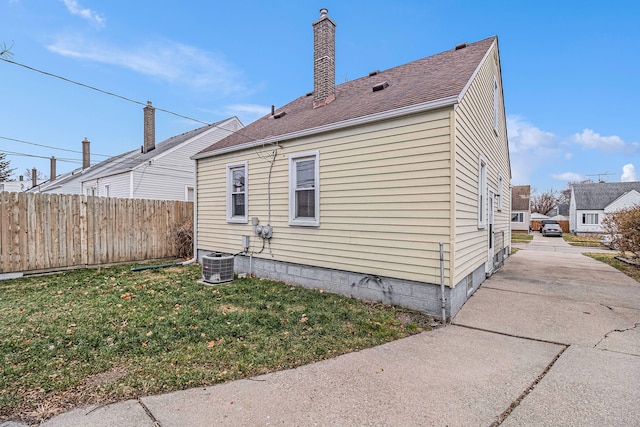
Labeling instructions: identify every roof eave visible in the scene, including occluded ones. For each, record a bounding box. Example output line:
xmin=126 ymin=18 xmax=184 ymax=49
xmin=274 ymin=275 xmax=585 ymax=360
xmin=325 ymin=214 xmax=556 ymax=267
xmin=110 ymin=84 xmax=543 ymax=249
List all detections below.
xmin=193 ymin=95 xmax=459 ymax=160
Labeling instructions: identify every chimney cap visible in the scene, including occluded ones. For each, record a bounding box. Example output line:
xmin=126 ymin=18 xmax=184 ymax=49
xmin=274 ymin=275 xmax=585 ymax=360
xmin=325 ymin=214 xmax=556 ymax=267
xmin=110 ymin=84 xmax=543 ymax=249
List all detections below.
xmin=319 ymin=8 xmax=328 ymax=17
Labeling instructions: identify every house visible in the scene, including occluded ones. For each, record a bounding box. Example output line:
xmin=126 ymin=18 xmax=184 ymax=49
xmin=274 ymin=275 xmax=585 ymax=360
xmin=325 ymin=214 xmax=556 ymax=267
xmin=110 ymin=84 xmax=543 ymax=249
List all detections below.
xmin=192 ymin=9 xmax=511 ymax=320
xmin=511 ymin=185 xmax=531 ymax=232
xmin=0 ymin=175 xmax=41 ymax=192
xmin=569 ymin=181 xmax=640 ymax=235
xmin=32 ymin=103 xmax=242 ymax=201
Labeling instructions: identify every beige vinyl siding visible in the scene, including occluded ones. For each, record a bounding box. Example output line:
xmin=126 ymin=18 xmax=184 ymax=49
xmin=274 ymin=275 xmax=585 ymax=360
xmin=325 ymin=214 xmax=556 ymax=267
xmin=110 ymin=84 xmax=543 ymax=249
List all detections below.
xmin=198 ymin=110 xmax=453 ymax=284
xmin=453 ymin=42 xmax=511 ymax=286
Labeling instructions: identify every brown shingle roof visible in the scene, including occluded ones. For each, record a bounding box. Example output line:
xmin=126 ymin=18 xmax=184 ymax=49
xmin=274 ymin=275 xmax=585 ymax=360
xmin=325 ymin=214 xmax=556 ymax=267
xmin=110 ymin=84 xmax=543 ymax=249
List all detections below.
xmin=511 ymin=185 xmax=531 ymax=211
xmin=197 ymin=36 xmax=497 ymax=156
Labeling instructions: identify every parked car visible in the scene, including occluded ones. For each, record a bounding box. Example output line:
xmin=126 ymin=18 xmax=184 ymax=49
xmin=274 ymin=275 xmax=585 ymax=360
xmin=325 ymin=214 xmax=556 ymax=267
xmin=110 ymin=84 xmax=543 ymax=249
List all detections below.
xmin=539 ymin=219 xmax=559 ymax=233
xmin=541 ymin=223 xmax=563 ymax=237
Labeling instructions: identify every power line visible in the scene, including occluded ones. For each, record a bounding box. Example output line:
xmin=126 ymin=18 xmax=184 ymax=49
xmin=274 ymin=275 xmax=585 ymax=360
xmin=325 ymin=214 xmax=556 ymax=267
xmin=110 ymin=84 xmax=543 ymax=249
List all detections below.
xmin=0 ymin=135 xmax=112 ymax=158
xmin=0 ymin=57 xmax=263 ymax=145
xmin=0 ymin=150 xmax=79 ymax=163
xmin=0 ymin=57 xmax=212 ymax=125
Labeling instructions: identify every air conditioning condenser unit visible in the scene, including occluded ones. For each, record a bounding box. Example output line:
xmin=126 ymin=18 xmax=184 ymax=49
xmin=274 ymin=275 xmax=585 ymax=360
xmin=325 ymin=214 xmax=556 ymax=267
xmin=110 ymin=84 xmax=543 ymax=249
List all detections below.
xmin=201 ymin=252 xmax=234 ymax=284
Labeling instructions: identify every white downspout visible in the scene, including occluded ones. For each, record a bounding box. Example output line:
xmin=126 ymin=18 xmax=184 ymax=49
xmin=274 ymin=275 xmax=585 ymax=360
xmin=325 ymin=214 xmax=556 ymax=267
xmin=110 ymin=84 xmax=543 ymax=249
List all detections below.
xmin=439 ymin=242 xmax=446 ymax=323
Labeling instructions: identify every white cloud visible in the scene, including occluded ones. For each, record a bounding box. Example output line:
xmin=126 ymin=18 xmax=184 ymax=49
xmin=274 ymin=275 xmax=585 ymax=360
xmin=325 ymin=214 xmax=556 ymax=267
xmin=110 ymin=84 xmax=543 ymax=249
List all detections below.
xmin=47 ymin=35 xmax=245 ymax=94
xmin=63 ymin=0 xmax=105 ymax=28
xmin=572 ymin=129 xmax=640 ymax=153
xmin=551 ymin=172 xmax=584 ymax=182
xmin=621 ymin=164 xmax=638 ymax=182
xmin=507 ymin=115 xmax=556 ymax=153
xmin=507 ymin=115 xmax=561 ymax=186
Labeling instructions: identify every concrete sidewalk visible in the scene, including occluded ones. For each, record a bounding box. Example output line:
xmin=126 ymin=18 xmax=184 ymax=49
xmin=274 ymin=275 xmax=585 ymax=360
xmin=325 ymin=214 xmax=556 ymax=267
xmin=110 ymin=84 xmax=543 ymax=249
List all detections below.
xmin=29 ymin=234 xmax=640 ymax=426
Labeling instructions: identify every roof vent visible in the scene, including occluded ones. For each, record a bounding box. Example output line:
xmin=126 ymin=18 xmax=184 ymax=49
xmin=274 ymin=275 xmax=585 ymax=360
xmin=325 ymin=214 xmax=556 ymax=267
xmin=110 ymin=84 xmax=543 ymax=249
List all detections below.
xmin=372 ymin=81 xmax=389 ymax=92
xmin=305 ymin=91 xmax=313 ymax=97
xmin=455 ymin=42 xmax=468 ymax=50
xmin=368 ymin=70 xmax=380 ymax=77
xmin=273 ymin=111 xmax=287 ymax=119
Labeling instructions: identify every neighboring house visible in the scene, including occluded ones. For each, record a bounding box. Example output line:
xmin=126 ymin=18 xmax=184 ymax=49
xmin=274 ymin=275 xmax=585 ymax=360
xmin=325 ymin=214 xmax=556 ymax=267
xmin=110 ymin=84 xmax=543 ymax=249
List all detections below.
xmin=192 ymin=9 xmax=511 ymax=320
xmin=32 ymin=106 xmax=242 ymax=201
xmin=569 ymin=181 xmax=640 ymax=235
xmin=547 ymin=202 xmax=569 ymax=217
xmin=511 ymin=185 xmax=531 ymax=232
xmin=0 ymin=176 xmax=42 ymax=192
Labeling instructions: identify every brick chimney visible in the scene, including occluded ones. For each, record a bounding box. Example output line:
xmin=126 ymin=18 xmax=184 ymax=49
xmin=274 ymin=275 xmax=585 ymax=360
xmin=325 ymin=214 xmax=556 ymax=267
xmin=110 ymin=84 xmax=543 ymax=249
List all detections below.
xmin=312 ymin=8 xmax=336 ymax=108
xmin=82 ymin=138 xmax=90 ymax=170
xmin=143 ymin=101 xmax=155 ymax=153
xmin=50 ymin=156 xmax=56 ymax=182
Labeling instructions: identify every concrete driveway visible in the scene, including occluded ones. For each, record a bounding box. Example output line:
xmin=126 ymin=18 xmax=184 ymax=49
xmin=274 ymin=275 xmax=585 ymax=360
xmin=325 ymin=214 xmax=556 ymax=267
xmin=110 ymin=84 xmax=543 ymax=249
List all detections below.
xmin=36 ymin=233 xmax=640 ymax=426
xmin=454 ymin=233 xmax=640 ymax=425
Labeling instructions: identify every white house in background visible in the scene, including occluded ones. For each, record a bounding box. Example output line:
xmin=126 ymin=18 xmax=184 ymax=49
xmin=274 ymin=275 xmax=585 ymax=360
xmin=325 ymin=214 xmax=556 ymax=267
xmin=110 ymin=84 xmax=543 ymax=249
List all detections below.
xmin=510 ymin=185 xmax=531 ymax=232
xmin=0 ymin=176 xmax=42 ymax=192
xmin=569 ymin=181 xmax=640 ymax=235
xmin=32 ymin=103 xmax=242 ymax=201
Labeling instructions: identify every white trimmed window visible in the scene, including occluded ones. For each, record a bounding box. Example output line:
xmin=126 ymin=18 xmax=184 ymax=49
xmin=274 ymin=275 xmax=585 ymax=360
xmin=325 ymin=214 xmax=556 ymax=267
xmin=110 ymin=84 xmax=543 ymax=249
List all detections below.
xmin=104 ymin=184 xmax=110 ymax=198
xmin=226 ymin=161 xmax=248 ymax=223
xmin=478 ymin=157 xmax=487 ymax=229
xmin=289 ymin=151 xmax=319 ymax=226
xmin=511 ymin=212 xmax=524 ymax=223
xmin=582 ymin=213 xmax=599 ymax=225
xmin=186 ymin=186 xmax=194 ymax=202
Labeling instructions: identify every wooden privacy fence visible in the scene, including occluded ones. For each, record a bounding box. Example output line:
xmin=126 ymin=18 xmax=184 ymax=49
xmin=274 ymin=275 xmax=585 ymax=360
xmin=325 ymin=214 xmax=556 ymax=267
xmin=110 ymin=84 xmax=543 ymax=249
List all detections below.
xmin=0 ymin=192 xmax=193 ymax=274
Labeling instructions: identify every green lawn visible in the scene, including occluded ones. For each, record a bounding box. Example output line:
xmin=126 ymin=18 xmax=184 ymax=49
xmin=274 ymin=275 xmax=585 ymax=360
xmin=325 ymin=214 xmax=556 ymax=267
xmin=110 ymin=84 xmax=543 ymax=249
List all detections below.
xmin=511 ymin=233 xmax=533 ymax=243
xmin=562 ymin=233 xmax=603 ymax=247
xmin=0 ymin=264 xmax=432 ymax=424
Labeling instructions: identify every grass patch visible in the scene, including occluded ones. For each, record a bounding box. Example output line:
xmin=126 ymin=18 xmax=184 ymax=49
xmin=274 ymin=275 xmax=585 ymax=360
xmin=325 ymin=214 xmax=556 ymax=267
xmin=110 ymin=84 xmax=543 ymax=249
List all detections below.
xmin=562 ymin=233 xmax=603 ymax=247
xmin=584 ymin=253 xmax=640 ymax=283
xmin=0 ymin=264 xmax=432 ymax=424
xmin=511 ymin=233 xmax=533 ymax=243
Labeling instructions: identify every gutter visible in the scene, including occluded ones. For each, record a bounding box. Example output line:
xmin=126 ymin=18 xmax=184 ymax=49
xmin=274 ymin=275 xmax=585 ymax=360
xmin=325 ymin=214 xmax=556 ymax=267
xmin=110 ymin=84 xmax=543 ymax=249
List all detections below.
xmin=192 ymin=95 xmax=460 ymax=160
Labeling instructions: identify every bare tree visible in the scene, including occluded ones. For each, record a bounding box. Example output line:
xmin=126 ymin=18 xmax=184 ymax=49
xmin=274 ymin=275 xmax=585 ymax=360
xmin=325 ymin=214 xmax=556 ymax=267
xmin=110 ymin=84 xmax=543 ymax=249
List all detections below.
xmin=531 ymin=189 xmax=558 ymax=215
xmin=24 ymin=168 xmax=46 ymax=181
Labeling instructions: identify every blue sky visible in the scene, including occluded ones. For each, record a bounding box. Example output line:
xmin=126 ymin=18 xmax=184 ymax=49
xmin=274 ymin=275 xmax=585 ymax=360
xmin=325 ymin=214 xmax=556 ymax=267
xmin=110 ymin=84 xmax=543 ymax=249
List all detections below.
xmin=2 ymin=0 xmax=639 ymax=194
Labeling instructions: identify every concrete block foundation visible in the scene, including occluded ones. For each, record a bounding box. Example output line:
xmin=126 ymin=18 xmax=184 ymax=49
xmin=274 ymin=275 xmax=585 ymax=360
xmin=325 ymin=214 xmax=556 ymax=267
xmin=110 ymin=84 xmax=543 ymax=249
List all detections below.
xmin=197 ymin=250 xmax=489 ymax=321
